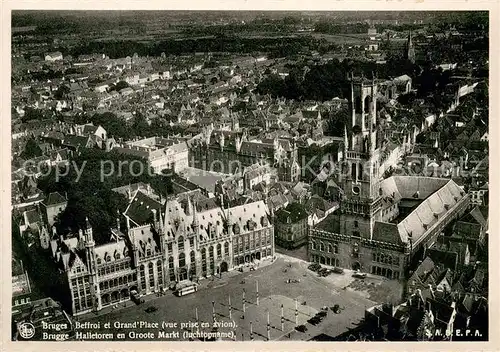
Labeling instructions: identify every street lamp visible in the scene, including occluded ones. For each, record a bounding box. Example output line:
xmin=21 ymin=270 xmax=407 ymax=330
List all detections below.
xmin=281 ymin=304 xmax=284 ymax=331
xmin=267 ymin=310 xmax=271 ymax=341
xmin=212 ymin=301 xmax=216 ymax=323
xmin=295 ymin=299 xmax=298 ymax=326
xmin=242 ymin=289 xmax=246 ymax=313
xmin=256 ymin=280 xmax=259 ymax=306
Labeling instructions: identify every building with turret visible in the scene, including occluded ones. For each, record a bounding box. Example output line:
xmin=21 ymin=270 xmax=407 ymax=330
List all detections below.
xmin=49 ymin=190 xmax=274 ymax=316
xmin=308 ymin=75 xmax=469 ymax=279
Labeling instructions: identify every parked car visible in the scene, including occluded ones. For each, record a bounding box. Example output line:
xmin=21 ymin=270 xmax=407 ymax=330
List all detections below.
xmin=308 ymin=263 xmax=321 ymax=272
xmin=352 ymin=272 xmax=367 ymax=279
xmin=308 ymin=316 xmax=321 ymax=325
xmin=332 ymin=267 xmax=344 ymax=274
xmin=332 ymin=304 xmax=341 ymax=314
xmin=295 ymin=325 xmax=308 ymax=333
xmin=318 ymin=268 xmax=331 ymax=277
xmin=130 ymin=290 xmax=144 ymax=304
xmin=145 ymin=306 xmax=157 ymax=313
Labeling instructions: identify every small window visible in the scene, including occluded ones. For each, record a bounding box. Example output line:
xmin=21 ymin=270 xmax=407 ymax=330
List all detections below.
xmin=354 ymin=220 xmax=359 ymax=228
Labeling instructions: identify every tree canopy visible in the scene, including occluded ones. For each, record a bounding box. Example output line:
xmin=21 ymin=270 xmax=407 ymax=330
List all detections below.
xmin=37 ymin=148 xmax=173 ymax=244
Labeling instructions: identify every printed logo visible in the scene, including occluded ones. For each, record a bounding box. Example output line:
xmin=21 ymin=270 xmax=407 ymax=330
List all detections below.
xmin=18 ymin=322 xmax=35 ymax=340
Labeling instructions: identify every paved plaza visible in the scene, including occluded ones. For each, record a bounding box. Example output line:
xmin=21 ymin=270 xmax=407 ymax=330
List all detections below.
xmin=78 ymin=254 xmax=383 ymax=341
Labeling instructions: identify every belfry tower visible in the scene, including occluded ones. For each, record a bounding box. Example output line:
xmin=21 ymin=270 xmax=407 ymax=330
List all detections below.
xmin=340 ymin=75 xmax=383 ymax=240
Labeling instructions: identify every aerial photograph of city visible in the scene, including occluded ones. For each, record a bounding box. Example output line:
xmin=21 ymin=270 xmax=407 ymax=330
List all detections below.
xmin=9 ymin=10 xmax=489 ymax=342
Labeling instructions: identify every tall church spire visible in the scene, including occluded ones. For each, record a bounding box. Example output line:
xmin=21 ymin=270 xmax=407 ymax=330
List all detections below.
xmin=406 ymin=30 xmax=416 ymax=64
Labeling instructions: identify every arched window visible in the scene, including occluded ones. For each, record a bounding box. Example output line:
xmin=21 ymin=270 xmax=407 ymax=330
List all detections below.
xmin=209 ymin=246 xmax=215 ymax=271
xmin=178 ymin=236 xmax=184 ymax=251
xmin=351 ymin=163 xmax=357 ymax=180
xmin=319 ymin=242 xmax=325 ymax=252
xmin=217 ymin=244 xmax=222 ymax=259
xmin=168 ymin=256 xmax=174 ymax=268
xmin=201 ymin=248 xmax=207 ymax=273
xmin=148 ymin=262 xmax=154 ymax=288
xmin=179 ymin=253 xmax=186 ymax=268
xmin=157 ymin=261 xmax=163 ymax=287
xmin=354 ymin=220 xmax=359 ymax=228
xmin=328 ymin=244 xmax=333 ymax=253
xmin=312 ymin=241 xmax=316 ymax=250
xmin=97 ymin=258 xmax=102 ymax=265
xmin=364 ymin=95 xmax=372 ymax=113
xmin=224 ymin=242 xmax=229 ymax=256
xmin=190 ymin=250 xmax=196 ymax=266
xmin=139 ymin=265 xmax=146 ymax=291
xmin=355 ymin=96 xmax=362 ymax=113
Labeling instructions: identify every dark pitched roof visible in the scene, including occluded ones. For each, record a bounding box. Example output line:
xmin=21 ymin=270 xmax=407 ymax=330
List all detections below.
xmin=426 ymin=298 xmax=455 ymax=325
xmin=427 ymin=247 xmax=458 ymax=271
xmin=301 ymin=110 xmax=321 ymax=120
xmin=459 ymin=206 xmax=487 ymax=228
xmin=82 ymin=124 xmax=99 ymax=134
xmin=62 ymin=134 xmax=90 ymax=148
xmin=276 ymin=202 xmax=308 ymax=223
xmin=124 ymin=190 xmax=163 ymax=226
xmin=25 ymin=209 xmax=42 ymax=224
xmin=43 ymin=192 xmax=67 ymax=206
